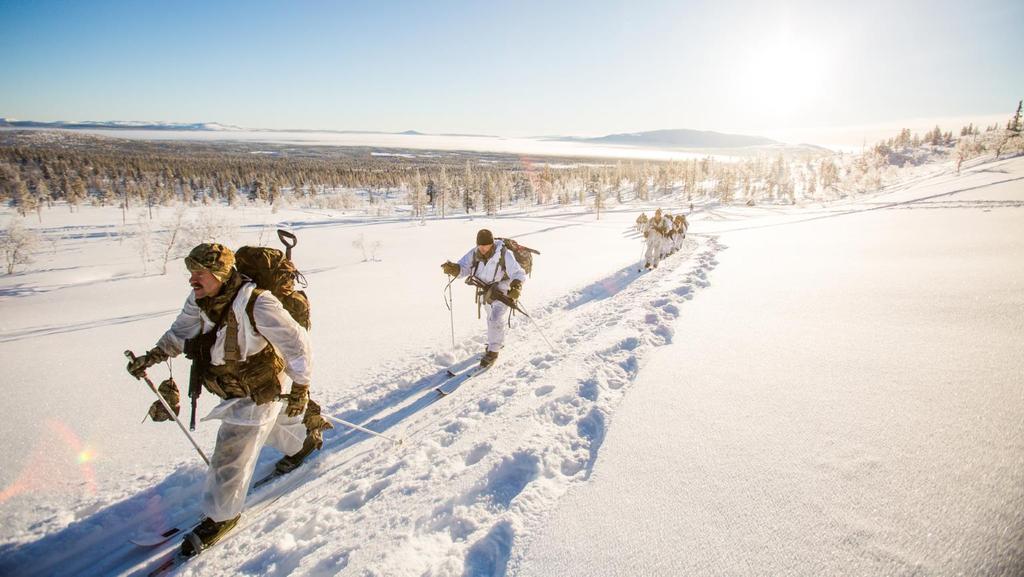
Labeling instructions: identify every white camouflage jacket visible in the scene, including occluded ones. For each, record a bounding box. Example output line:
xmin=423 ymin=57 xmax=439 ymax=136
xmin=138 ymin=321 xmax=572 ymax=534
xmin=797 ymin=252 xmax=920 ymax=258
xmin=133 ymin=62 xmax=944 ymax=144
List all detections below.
xmin=155 ymin=282 xmax=312 ymax=387
xmin=454 ymin=240 xmax=527 ymax=294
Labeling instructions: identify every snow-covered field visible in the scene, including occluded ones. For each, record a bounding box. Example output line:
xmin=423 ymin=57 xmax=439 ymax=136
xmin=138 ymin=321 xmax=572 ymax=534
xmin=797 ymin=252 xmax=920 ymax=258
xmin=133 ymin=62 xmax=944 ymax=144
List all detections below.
xmin=0 ymin=155 xmax=1021 ymax=576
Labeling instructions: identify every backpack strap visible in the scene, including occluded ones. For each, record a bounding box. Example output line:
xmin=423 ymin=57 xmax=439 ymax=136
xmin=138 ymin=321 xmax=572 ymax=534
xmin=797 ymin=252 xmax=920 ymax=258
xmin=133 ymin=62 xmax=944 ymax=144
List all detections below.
xmin=246 ymin=288 xmax=266 ymax=335
xmin=498 ymin=246 xmax=509 ymax=282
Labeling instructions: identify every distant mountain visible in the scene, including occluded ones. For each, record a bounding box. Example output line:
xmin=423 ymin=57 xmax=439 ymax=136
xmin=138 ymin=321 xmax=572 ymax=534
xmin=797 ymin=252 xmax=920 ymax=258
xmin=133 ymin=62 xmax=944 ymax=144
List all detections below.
xmin=0 ymin=118 xmax=242 ymax=131
xmin=0 ymin=119 xmax=793 ymax=151
xmin=558 ymin=128 xmax=779 ymax=149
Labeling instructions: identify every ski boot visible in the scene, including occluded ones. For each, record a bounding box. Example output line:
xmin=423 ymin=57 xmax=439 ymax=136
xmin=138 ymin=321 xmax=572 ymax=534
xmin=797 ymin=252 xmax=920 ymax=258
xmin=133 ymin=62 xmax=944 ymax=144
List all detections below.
xmin=181 ymin=515 xmax=240 ymax=557
xmin=275 ymin=435 xmax=318 ymax=473
xmin=480 ymin=350 xmax=499 ymax=368
xmin=275 ymin=400 xmax=333 ymax=474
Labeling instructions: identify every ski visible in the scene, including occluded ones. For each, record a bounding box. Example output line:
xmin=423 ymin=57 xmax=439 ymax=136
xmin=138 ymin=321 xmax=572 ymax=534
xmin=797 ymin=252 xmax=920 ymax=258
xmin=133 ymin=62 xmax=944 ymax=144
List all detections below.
xmin=435 ymin=364 xmax=491 ymax=396
xmin=148 ymin=554 xmax=178 ymax=577
xmin=145 ymin=518 xmax=246 ymax=577
xmin=130 ymin=463 xmax=310 ymax=548
xmin=131 ymin=526 xmax=186 ymax=548
xmin=138 ymin=458 xmax=319 ymax=575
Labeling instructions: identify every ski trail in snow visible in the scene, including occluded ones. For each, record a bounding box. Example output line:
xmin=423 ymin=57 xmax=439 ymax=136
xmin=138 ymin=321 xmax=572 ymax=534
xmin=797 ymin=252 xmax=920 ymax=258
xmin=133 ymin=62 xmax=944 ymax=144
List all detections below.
xmin=0 ymin=233 xmax=722 ymax=577
xmin=171 ymin=235 xmax=724 ymax=577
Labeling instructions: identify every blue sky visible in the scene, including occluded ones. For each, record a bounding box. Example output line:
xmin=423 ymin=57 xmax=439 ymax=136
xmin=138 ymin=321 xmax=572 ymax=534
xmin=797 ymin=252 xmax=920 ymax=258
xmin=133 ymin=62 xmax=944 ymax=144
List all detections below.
xmin=1 ymin=0 xmax=1021 ymax=140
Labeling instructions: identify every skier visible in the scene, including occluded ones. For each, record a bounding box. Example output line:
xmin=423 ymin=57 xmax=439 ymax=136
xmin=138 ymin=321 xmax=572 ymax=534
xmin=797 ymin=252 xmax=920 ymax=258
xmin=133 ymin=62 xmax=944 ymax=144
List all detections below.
xmin=662 ymin=211 xmax=675 ymax=256
xmin=635 ymin=212 xmax=649 ymax=233
xmin=126 ymin=243 xmax=326 ymax=557
xmin=441 ymin=229 xmax=527 ymax=368
xmin=673 ymin=214 xmax=688 ymax=250
xmin=643 ymin=209 xmax=669 ymax=269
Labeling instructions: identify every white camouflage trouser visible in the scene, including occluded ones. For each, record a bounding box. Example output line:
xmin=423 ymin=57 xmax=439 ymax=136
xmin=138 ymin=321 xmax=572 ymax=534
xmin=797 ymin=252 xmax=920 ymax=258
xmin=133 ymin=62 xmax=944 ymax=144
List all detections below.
xmin=200 ymin=397 xmax=306 ymax=522
xmin=644 ymin=235 xmax=664 ymax=268
xmin=485 ymin=300 xmax=510 ymax=353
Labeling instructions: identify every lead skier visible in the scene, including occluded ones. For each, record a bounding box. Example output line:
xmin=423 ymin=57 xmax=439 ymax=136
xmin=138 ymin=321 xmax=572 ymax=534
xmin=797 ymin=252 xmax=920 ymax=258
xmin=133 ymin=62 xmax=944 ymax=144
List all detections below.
xmin=441 ymin=229 xmax=527 ymax=368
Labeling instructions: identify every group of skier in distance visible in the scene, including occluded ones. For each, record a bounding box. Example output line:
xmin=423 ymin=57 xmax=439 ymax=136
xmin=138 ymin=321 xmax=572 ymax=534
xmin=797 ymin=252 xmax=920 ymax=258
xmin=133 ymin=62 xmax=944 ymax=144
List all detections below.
xmin=637 ymin=208 xmax=690 ymax=271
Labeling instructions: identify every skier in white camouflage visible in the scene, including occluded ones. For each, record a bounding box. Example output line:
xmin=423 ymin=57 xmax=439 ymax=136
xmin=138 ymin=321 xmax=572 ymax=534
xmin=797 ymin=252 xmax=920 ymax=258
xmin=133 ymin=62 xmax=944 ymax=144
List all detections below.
xmin=126 ymin=243 xmax=326 ymax=557
xmin=643 ymin=208 xmax=670 ymax=270
xmin=441 ymin=229 xmax=527 ymax=368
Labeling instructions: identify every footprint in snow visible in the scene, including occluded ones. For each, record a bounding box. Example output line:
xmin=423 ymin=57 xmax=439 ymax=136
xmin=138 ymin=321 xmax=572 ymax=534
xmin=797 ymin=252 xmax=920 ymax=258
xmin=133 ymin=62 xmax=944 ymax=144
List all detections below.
xmin=481 ymin=452 xmax=539 ymax=508
xmin=464 ymin=443 xmax=492 ymax=466
xmin=578 ymin=378 xmax=600 ymax=401
xmin=534 ymin=384 xmax=555 ymax=397
xmin=336 ymin=478 xmax=391 ymax=511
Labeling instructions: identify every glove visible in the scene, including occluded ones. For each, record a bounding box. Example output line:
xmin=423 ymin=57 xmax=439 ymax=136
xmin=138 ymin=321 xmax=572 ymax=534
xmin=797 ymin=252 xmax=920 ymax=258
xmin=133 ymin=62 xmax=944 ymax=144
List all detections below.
xmin=127 ymin=347 xmax=169 ymax=378
xmin=148 ymin=378 xmax=181 ymax=422
xmin=507 ymin=279 xmax=523 ymax=301
xmin=284 ymin=383 xmax=309 ymax=417
xmin=441 ymin=261 xmax=460 ymax=276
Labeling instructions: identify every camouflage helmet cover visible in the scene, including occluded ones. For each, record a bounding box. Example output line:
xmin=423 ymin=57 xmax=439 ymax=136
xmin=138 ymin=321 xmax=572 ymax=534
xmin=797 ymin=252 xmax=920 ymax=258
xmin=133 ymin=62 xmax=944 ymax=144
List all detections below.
xmin=185 ymin=243 xmax=235 ymax=282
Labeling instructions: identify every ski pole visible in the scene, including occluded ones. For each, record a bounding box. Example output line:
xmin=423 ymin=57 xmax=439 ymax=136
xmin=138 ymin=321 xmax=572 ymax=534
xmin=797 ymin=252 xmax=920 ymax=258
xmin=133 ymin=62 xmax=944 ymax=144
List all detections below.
xmin=443 ymin=275 xmax=456 ymax=351
xmin=320 ymin=413 xmax=404 ymax=445
xmin=514 ymin=301 xmax=557 ymax=351
xmin=124 ymin=351 xmax=211 ymax=466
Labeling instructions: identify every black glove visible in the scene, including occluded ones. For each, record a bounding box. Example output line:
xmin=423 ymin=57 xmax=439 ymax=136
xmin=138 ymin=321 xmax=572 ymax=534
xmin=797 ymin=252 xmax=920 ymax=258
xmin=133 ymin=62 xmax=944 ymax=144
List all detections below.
xmin=127 ymin=347 xmax=169 ymax=378
xmin=442 ymin=261 xmax=460 ymax=276
xmin=284 ymin=383 xmax=310 ymax=417
xmin=148 ymin=378 xmax=181 ymax=422
xmin=507 ymin=279 xmax=523 ymax=301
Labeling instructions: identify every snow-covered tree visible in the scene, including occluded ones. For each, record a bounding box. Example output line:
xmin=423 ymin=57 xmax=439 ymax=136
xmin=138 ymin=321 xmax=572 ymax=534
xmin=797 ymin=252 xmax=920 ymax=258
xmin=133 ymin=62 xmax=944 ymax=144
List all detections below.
xmin=588 ymin=172 xmax=603 ymax=219
xmin=436 ymin=166 xmax=450 ymax=218
xmin=409 ymin=170 xmax=427 ymax=219
xmin=12 ymin=179 xmax=36 ymax=217
xmin=2 ymin=217 xmax=39 ymax=274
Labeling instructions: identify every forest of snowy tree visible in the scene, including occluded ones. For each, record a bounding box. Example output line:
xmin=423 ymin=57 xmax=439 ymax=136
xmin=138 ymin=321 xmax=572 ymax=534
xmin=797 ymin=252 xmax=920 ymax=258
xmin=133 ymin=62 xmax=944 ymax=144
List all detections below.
xmin=2 ymin=102 xmax=1022 ymax=227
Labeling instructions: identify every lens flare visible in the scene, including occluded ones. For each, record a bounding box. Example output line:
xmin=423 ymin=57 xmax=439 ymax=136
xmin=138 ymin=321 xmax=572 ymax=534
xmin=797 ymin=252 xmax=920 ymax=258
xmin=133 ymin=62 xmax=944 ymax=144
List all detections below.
xmin=0 ymin=419 xmax=98 ymax=505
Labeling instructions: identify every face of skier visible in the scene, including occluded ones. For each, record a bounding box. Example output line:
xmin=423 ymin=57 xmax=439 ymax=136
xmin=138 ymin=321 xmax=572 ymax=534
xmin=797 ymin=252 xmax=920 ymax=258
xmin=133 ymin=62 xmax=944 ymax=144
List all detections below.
xmin=189 ymin=268 xmax=224 ymax=299
xmin=477 ymin=243 xmax=494 ymax=258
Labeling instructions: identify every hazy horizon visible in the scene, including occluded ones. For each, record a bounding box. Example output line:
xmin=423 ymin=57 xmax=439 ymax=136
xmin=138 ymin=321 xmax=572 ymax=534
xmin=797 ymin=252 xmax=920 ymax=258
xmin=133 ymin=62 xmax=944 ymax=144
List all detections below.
xmin=1 ymin=110 xmax=1011 ymax=152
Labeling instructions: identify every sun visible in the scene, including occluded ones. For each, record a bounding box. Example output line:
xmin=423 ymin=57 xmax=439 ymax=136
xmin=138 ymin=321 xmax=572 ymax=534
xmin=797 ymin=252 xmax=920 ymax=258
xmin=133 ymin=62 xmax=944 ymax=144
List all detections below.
xmin=740 ymin=35 xmax=830 ymax=121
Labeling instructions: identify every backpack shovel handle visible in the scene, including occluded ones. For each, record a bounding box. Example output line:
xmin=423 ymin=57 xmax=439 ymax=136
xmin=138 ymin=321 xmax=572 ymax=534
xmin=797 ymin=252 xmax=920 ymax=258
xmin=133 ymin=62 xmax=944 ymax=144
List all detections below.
xmin=278 ymin=230 xmax=297 ymax=260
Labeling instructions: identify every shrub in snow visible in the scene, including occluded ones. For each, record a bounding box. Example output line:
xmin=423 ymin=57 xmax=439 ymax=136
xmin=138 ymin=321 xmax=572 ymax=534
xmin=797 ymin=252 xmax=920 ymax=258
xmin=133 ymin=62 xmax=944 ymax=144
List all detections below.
xmin=132 ymin=210 xmax=154 ymax=274
xmin=2 ymin=217 xmax=39 ymax=274
xmin=353 ymin=233 xmax=383 ymax=262
xmin=182 ymin=207 xmax=238 ymax=248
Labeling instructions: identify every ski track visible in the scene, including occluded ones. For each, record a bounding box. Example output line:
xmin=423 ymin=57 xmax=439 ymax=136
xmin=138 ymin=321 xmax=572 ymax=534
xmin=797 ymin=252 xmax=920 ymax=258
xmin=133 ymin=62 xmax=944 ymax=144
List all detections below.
xmin=168 ymin=235 xmax=722 ymax=577
xmin=0 ymin=233 xmax=721 ymax=577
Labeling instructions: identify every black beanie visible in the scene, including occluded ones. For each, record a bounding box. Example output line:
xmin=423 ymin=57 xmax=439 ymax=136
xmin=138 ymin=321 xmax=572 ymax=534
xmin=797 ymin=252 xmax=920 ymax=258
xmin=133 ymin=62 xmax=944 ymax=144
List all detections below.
xmin=476 ymin=229 xmax=494 ymax=246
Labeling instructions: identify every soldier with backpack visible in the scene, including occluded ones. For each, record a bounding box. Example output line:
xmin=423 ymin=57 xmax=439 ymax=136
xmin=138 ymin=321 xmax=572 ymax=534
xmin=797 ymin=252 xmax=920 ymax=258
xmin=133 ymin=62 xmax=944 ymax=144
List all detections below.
xmin=441 ymin=229 xmax=528 ymax=368
xmin=125 ymin=240 xmax=329 ymax=557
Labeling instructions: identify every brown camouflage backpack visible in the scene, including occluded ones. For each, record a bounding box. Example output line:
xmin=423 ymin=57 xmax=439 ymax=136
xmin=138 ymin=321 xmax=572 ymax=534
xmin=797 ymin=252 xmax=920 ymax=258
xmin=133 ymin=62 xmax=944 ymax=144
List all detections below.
xmin=235 ymin=230 xmax=311 ymax=330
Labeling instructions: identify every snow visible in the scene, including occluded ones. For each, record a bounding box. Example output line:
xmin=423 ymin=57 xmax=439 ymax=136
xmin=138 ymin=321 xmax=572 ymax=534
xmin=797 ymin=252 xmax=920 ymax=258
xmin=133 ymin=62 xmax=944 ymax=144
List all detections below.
xmin=1 ymin=155 xmax=1022 ymax=576
xmin=513 ymin=157 xmax=1024 ymax=577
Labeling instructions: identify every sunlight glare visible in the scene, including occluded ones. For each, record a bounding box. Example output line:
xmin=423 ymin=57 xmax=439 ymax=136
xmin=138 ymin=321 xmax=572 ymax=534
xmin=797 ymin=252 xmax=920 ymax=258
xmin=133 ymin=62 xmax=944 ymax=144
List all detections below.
xmin=740 ymin=36 xmax=829 ymax=121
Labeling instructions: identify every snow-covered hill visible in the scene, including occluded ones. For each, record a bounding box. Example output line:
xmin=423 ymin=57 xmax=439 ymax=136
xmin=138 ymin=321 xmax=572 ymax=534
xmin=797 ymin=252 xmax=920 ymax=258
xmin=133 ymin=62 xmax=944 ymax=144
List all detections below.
xmin=0 ymin=154 xmax=1021 ymax=576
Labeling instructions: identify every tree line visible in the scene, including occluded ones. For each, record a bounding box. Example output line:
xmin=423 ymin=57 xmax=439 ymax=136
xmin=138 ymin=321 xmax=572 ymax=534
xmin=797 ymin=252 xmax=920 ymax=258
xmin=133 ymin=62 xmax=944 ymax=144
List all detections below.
xmin=2 ymin=100 xmax=1021 ymax=224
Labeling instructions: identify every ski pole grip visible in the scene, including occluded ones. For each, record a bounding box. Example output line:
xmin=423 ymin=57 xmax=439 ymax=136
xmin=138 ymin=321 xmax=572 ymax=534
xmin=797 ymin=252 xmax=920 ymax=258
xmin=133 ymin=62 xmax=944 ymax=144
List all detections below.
xmin=125 ymin=350 xmax=211 ymax=465
xmin=124 ymin=349 xmax=141 ymax=376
